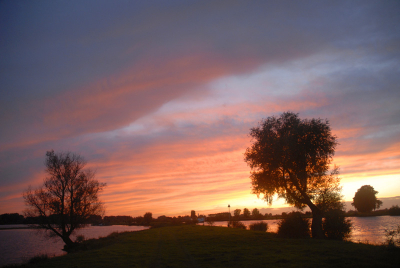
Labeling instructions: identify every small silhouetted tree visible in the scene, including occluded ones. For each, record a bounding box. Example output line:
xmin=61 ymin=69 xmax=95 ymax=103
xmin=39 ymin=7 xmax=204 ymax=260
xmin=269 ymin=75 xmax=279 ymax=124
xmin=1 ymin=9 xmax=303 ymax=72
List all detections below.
xmin=234 ymin=209 xmax=241 ymax=218
xmin=352 ymin=185 xmax=382 ymax=213
xmin=243 ymin=208 xmax=250 ymax=218
xmin=252 ymin=208 xmax=262 ymax=219
xmin=313 ymin=168 xmax=352 ymax=240
xmin=322 ymin=209 xmax=352 ymax=240
xmin=23 ymin=150 xmax=106 ymax=251
xmin=143 ymin=212 xmax=152 ymax=225
xmin=245 ymin=112 xmax=338 ymax=238
xmin=314 ymin=167 xmax=344 ymax=212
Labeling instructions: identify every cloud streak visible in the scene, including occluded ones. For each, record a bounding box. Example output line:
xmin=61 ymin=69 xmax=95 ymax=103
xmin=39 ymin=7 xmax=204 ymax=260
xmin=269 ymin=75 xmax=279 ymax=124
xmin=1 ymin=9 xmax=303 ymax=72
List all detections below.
xmin=1 ymin=0 xmax=399 ymax=216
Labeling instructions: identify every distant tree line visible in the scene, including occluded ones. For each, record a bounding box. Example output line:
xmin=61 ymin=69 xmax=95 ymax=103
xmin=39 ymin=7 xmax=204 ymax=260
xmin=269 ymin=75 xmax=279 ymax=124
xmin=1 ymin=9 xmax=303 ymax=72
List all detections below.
xmin=0 ymin=207 xmax=394 ymax=226
xmin=3 ymin=205 xmax=399 ymax=226
xmin=0 ymin=213 xmax=25 ymax=224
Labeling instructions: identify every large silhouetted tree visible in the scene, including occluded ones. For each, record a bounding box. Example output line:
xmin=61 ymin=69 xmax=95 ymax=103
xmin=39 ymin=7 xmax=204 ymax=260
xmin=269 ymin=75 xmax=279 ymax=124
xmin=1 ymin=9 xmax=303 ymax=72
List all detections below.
xmin=244 ymin=112 xmax=338 ymax=238
xmin=352 ymin=185 xmax=382 ymax=213
xmin=23 ymin=150 xmax=106 ymax=251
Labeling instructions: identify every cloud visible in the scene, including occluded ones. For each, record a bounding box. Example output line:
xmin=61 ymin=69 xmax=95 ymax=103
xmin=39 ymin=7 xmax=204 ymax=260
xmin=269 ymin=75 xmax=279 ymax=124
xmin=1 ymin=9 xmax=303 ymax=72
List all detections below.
xmin=1 ymin=0 xmax=399 ymax=216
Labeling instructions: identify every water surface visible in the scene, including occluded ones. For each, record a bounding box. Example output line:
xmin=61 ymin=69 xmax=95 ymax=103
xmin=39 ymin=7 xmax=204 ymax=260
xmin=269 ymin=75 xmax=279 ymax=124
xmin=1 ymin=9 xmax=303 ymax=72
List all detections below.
xmin=208 ymin=215 xmax=400 ymax=244
xmin=0 ymin=225 xmax=149 ymax=267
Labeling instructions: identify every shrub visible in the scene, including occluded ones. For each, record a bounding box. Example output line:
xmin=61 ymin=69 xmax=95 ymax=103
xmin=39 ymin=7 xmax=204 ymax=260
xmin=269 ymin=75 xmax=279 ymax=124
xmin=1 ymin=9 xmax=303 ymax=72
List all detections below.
xmin=75 ymin=235 xmax=86 ymax=243
xmin=385 ymin=225 xmax=400 ymax=248
xmin=229 ymin=220 xmax=247 ymax=229
xmin=249 ymin=221 xmax=268 ymax=231
xmin=277 ymin=212 xmax=310 ymax=238
xmin=28 ymin=254 xmax=49 ymax=265
xmin=322 ymin=209 xmax=352 ymax=240
xmin=206 ymin=217 xmax=215 ymax=226
xmin=388 ymin=205 xmax=400 ymax=216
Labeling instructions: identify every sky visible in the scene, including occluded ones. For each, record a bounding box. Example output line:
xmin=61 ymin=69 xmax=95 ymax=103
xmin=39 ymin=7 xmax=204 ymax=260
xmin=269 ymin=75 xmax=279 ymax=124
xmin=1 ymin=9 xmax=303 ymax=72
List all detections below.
xmin=1 ymin=0 xmax=400 ymax=218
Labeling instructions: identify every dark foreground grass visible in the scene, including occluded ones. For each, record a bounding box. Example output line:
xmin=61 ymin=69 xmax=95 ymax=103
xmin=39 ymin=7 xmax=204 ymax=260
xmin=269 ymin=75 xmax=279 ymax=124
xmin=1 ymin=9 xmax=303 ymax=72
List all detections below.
xmin=11 ymin=225 xmax=400 ymax=268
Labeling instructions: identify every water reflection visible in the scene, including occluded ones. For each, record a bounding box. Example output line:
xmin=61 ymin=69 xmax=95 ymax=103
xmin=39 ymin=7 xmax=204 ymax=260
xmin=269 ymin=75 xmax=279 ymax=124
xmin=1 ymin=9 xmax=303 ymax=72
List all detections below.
xmin=0 ymin=225 xmax=149 ymax=267
xmin=204 ymin=215 xmax=400 ymax=244
xmin=350 ymin=216 xmax=400 ymax=244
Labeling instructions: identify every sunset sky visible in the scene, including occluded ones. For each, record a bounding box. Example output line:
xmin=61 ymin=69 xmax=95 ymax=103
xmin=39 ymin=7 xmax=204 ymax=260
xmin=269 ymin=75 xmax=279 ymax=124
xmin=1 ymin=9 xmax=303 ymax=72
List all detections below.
xmin=1 ymin=0 xmax=399 ymax=218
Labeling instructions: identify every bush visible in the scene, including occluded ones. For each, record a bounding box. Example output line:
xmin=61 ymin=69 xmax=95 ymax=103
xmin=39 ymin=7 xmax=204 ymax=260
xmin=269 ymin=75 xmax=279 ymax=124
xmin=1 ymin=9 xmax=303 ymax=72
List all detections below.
xmin=229 ymin=220 xmax=247 ymax=229
xmin=75 ymin=235 xmax=86 ymax=243
xmin=249 ymin=221 xmax=268 ymax=232
xmin=28 ymin=254 xmax=49 ymax=265
xmin=277 ymin=212 xmax=310 ymax=238
xmin=385 ymin=225 xmax=400 ymax=248
xmin=322 ymin=209 xmax=352 ymax=240
xmin=388 ymin=205 xmax=400 ymax=216
xmin=206 ymin=217 xmax=215 ymax=226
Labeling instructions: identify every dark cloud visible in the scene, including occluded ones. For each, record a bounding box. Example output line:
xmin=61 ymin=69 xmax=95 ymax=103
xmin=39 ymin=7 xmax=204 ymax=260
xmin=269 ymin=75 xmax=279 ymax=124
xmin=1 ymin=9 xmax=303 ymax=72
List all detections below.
xmin=2 ymin=0 xmax=399 ymax=148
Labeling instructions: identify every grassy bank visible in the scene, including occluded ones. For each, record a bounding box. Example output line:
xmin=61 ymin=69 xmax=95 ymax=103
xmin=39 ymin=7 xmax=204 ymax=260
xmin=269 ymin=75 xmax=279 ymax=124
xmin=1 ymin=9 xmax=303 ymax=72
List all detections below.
xmin=7 ymin=225 xmax=399 ymax=268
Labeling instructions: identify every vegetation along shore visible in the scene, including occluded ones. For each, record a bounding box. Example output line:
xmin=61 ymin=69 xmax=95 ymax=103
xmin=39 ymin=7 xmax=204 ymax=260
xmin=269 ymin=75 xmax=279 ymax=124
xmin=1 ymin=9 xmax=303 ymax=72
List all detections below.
xmin=3 ymin=225 xmax=399 ymax=268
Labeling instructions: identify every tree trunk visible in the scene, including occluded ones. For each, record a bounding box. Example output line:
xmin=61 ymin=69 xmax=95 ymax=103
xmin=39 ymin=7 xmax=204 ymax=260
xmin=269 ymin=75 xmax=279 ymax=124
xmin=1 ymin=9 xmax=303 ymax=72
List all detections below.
xmin=311 ymin=208 xmax=326 ymax=239
xmin=61 ymin=235 xmax=77 ymax=253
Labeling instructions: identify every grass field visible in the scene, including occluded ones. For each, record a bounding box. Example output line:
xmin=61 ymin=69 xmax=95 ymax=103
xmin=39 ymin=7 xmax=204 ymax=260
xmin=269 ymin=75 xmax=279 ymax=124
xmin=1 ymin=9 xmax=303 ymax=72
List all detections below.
xmin=8 ymin=225 xmax=400 ymax=268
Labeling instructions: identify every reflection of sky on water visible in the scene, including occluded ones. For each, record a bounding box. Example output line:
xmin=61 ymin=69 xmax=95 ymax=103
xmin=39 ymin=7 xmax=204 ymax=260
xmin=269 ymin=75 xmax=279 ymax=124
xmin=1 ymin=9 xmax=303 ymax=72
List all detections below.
xmin=0 ymin=225 xmax=148 ymax=267
xmin=349 ymin=216 xmax=400 ymax=245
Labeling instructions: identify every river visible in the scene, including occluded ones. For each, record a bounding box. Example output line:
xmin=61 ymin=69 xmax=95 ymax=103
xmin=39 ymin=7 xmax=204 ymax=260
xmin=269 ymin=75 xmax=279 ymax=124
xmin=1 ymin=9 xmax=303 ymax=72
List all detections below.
xmin=1 ymin=216 xmax=399 ymax=267
xmin=0 ymin=225 xmax=149 ymax=267
xmin=209 ymin=216 xmax=400 ymax=244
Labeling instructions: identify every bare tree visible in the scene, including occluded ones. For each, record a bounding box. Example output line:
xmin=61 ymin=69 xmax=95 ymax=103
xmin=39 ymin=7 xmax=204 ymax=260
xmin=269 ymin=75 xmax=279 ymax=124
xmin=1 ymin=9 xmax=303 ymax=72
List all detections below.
xmin=23 ymin=150 xmax=106 ymax=251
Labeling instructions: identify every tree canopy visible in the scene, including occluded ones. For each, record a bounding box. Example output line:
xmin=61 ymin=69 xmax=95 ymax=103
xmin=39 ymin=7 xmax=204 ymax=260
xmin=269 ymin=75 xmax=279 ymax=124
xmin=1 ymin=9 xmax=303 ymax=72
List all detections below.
xmin=143 ymin=212 xmax=153 ymax=225
xmin=233 ymin=209 xmax=241 ymax=218
xmin=351 ymin=185 xmax=382 ymax=213
xmin=244 ymin=112 xmax=339 ymax=238
xmin=252 ymin=208 xmax=262 ymax=219
xmin=23 ymin=150 xmax=106 ymax=251
xmin=243 ymin=208 xmax=250 ymax=218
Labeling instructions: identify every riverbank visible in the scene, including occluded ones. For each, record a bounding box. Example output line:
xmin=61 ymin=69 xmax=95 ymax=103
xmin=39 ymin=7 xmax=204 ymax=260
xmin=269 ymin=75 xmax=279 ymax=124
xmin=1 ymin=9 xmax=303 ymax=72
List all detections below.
xmin=4 ymin=225 xmax=399 ymax=268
